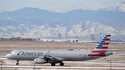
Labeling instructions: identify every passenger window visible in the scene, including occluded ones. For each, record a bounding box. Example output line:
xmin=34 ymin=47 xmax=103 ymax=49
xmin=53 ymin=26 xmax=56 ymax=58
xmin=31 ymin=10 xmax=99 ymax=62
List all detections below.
xmin=38 ymin=52 xmax=43 ymax=56
xmin=68 ymin=49 xmax=74 ymax=51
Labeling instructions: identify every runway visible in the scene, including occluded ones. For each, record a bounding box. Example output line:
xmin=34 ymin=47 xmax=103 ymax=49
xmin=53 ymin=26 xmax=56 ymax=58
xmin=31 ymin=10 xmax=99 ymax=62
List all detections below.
xmin=0 ymin=61 xmax=125 ymax=70
xmin=1 ymin=56 xmax=125 ymax=70
xmin=0 ymin=65 xmax=125 ymax=70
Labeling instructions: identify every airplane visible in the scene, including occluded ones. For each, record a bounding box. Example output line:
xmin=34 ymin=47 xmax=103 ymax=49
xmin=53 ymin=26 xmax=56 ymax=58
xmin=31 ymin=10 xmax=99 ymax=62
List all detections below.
xmin=5 ymin=34 xmax=113 ymax=66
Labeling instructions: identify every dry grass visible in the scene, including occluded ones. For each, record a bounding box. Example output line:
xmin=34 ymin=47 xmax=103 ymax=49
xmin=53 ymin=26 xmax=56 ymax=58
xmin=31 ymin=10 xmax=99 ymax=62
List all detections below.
xmin=0 ymin=40 xmax=124 ymax=51
xmin=0 ymin=41 xmax=95 ymax=52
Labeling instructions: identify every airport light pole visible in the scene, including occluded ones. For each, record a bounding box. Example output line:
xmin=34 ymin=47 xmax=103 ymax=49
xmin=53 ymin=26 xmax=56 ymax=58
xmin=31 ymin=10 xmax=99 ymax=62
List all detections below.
xmin=105 ymin=56 xmax=112 ymax=70
xmin=33 ymin=63 xmax=36 ymax=70
xmin=33 ymin=62 xmax=40 ymax=70
xmin=109 ymin=56 xmax=112 ymax=70
xmin=33 ymin=63 xmax=40 ymax=70
xmin=0 ymin=61 xmax=4 ymax=70
xmin=0 ymin=63 xmax=2 ymax=70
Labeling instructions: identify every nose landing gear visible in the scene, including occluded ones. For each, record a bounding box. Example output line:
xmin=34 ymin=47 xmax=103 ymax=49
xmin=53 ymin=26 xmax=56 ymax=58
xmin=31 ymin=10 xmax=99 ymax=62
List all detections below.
xmin=16 ymin=60 xmax=19 ymax=65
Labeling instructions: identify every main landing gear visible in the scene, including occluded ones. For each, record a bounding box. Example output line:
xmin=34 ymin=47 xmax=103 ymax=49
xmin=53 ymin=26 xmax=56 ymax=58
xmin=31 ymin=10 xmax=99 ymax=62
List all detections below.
xmin=51 ymin=63 xmax=56 ymax=66
xmin=60 ymin=62 xmax=64 ymax=66
xmin=50 ymin=61 xmax=64 ymax=66
xmin=16 ymin=60 xmax=19 ymax=65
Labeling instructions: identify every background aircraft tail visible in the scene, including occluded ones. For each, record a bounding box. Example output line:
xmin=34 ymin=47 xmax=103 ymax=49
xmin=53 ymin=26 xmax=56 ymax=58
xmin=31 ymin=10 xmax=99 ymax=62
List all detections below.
xmin=88 ymin=34 xmax=112 ymax=57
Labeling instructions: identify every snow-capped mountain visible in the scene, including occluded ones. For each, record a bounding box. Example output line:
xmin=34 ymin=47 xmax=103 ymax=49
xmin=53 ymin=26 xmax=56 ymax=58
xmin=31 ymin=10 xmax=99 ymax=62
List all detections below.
xmin=0 ymin=7 xmax=125 ymax=41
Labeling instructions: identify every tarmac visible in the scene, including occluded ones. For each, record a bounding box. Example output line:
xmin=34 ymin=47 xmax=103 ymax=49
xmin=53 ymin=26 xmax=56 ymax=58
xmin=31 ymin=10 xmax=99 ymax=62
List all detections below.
xmin=1 ymin=65 xmax=125 ymax=70
xmin=0 ymin=59 xmax=124 ymax=70
xmin=0 ymin=62 xmax=125 ymax=70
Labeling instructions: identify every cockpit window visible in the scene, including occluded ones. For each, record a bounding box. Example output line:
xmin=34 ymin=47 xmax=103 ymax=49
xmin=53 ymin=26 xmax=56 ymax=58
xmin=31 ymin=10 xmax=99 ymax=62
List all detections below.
xmin=17 ymin=51 xmax=24 ymax=55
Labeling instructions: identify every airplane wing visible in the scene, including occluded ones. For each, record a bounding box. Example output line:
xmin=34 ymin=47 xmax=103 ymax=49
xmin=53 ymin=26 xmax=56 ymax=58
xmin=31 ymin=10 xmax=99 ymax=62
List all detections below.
xmin=44 ymin=55 xmax=63 ymax=63
xmin=34 ymin=55 xmax=63 ymax=64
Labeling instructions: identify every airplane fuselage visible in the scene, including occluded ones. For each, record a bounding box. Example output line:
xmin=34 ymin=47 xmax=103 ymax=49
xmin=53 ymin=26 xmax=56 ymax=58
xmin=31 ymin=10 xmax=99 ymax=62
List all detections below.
xmin=6 ymin=49 xmax=92 ymax=61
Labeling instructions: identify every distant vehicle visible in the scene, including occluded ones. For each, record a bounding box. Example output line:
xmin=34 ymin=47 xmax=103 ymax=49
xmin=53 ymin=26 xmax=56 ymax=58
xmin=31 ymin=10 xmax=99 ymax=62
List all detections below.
xmin=5 ymin=34 xmax=112 ymax=66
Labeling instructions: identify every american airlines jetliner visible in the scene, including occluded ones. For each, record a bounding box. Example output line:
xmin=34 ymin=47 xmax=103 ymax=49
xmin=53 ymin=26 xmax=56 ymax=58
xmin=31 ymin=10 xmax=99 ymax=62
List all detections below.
xmin=5 ymin=34 xmax=113 ymax=66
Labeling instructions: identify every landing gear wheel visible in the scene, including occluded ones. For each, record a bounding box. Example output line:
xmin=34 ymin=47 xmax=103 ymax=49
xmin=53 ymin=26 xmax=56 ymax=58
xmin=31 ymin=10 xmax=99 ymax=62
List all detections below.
xmin=60 ymin=62 xmax=64 ymax=66
xmin=51 ymin=63 xmax=56 ymax=66
xmin=16 ymin=60 xmax=19 ymax=65
xmin=16 ymin=63 xmax=19 ymax=65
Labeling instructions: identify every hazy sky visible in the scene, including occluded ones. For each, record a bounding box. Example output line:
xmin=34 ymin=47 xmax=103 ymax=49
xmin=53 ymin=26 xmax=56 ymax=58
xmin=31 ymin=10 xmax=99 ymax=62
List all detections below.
xmin=0 ymin=0 xmax=125 ymax=12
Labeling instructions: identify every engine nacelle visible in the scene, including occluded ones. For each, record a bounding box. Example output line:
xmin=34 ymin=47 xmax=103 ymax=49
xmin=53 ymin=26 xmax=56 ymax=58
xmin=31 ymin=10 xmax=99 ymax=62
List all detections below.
xmin=34 ymin=58 xmax=46 ymax=64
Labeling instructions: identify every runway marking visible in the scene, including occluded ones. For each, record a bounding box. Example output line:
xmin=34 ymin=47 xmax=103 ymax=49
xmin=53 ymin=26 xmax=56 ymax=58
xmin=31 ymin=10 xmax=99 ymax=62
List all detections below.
xmin=2 ymin=61 xmax=125 ymax=67
xmin=64 ymin=61 xmax=125 ymax=65
xmin=3 ymin=62 xmax=125 ymax=66
xmin=1 ymin=65 xmax=125 ymax=69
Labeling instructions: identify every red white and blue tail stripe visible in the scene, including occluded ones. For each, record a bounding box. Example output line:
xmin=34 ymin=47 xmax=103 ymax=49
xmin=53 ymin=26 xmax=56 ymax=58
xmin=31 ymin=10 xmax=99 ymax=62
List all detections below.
xmin=96 ymin=34 xmax=111 ymax=49
xmin=88 ymin=34 xmax=112 ymax=57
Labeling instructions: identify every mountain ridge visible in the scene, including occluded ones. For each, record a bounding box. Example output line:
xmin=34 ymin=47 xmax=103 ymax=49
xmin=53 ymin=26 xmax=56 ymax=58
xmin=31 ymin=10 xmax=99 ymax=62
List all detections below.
xmin=0 ymin=7 xmax=124 ymax=41
xmin=0 ymin=7 xmax=125 ymax=26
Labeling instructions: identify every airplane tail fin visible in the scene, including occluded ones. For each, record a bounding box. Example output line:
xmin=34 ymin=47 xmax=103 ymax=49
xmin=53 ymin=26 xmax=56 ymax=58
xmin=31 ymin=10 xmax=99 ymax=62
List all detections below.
xmin=96 ymin=34 xmax=111 ymax=49
xmin=88 ymin=34 xmax=113 ymax=57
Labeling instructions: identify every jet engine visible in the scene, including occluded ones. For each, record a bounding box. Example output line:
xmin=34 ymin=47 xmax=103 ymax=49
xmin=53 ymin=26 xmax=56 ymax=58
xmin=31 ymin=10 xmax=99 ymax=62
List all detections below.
xmin=34 ymin=58 xmax=46 ymax=64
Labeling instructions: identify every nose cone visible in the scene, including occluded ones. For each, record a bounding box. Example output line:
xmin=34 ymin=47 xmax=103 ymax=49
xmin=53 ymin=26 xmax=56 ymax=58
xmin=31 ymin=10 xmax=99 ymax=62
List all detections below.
xmin=5 ymin=54 xmax=12 ymax=58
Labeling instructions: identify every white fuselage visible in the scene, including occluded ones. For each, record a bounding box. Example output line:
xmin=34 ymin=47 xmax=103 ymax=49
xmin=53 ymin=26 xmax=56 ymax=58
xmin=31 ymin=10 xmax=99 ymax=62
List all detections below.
xmin=6 ymin=49 xmax=93 ymax=61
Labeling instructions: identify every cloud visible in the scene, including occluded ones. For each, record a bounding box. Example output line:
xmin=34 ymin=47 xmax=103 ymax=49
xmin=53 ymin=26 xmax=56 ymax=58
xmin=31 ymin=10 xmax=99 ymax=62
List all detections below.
xmin=119 ymin=2 xmax=125 ymax=12
xmin=0 ymin=0 xmax=124 ymax=12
